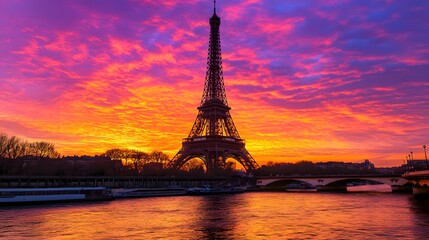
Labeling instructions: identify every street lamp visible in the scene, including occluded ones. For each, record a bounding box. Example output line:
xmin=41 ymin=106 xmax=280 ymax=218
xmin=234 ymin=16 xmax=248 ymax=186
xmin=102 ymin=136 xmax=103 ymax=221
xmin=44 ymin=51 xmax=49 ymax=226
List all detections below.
xmin=406 ymin=155 xmax=410 ymax=171
xmin=424 ymin=145 xmax=428 ymax=170
xmin=409 ymin=153 xmax=413 ymax=170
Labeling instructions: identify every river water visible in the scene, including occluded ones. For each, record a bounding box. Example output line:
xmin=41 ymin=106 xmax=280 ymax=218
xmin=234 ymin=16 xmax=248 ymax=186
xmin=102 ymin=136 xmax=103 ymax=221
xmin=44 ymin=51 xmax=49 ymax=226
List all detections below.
xmin=1 ymin=191 xmax=429 ymax=239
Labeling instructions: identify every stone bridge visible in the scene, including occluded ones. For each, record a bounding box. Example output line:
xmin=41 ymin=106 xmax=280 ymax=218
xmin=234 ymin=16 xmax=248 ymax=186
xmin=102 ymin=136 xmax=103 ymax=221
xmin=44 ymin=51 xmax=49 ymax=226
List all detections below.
xmin=256 ymin=175 xmax=410 ymax=192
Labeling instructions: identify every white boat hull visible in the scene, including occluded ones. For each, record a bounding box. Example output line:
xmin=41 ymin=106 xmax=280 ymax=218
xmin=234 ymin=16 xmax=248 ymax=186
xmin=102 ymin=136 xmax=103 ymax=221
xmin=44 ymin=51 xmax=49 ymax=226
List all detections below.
xmin=0 ymin=187 xmax=112 ymax=205
xmin=0 ymin=194 xmax=85 ymax=203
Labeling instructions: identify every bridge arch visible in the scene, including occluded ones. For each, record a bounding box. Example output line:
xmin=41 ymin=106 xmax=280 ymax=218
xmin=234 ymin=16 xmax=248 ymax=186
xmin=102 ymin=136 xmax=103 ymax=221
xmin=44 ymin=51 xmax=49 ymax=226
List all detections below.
xmin=256 ymin=176 xmax=410 ymax=192
xmin=175 ymin=150 xmax=207 ymax=170
xmin=323 ymin=178 xmax=386 ymax=187
xmin=263 ymin=179 xmax=315 ymax=188
xmin=224 ymin=151 xmax=250 ymax=170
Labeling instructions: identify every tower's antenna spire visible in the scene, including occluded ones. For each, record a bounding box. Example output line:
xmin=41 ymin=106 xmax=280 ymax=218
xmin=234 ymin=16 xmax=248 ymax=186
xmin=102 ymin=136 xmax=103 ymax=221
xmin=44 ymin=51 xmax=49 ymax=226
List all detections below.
xmin=214 ymin=0 xmax=216 ymax=14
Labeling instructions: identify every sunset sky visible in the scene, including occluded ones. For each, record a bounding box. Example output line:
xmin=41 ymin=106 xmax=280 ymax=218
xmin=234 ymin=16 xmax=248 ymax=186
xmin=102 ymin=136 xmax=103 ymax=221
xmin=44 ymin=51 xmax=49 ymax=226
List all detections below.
xmin=1 ymin=0 xmax=428 ymax=167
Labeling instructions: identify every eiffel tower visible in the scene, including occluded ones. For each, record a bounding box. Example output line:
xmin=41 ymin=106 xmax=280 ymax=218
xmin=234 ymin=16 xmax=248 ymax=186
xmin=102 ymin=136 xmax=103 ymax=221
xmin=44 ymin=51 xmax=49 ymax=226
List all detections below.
xmin=167 ymin=1 xmax=259 ymax=173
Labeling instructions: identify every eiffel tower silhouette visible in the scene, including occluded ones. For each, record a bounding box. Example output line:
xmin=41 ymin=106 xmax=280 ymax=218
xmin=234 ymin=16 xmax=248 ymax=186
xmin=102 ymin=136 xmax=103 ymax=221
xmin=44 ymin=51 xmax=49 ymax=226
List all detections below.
xmin=167 ymin=1 xmax=259 ymax=173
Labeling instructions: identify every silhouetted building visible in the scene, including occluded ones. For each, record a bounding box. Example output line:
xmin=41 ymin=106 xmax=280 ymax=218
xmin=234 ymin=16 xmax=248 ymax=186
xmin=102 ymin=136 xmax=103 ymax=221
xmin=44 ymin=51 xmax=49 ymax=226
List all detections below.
xmin=407 ymin=159 xmax=429 ymax=171
xmin=316 ymin=159 xmax=374 ymax=171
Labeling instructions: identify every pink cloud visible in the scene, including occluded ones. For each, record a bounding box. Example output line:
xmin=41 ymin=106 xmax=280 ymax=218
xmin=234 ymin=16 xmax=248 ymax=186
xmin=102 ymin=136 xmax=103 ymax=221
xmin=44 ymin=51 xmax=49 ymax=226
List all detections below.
xmin=0 ymin=0 xmax=428 ymax=167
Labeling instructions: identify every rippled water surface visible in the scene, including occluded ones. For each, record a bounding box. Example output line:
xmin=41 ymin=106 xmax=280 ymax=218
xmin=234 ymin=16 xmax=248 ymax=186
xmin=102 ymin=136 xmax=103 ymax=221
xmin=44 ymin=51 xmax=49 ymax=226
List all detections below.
xmin=1 ymin=192 xmax=429 ymax=239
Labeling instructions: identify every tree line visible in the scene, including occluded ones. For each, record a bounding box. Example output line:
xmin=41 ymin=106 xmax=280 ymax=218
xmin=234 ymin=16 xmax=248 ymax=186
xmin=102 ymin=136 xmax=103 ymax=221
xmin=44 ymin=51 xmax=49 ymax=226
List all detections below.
xmin=0 ymin=132 xmax=61 ymax=175
xmin=4 ymin=132 xmax=392 ymax=177
xmin=103 ymin=148 xmax=170 ymax=175
xmin=0 ymin=132 xmax=60 ymax=159
xmin=102 ymin=149 xmax=211 ymax=176
xmin=0 ymin=132 xmax=208 ymax=176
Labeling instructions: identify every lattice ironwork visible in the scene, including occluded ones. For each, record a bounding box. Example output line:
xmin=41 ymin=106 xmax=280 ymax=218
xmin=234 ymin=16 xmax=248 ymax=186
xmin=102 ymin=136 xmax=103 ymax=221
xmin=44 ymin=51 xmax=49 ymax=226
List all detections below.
xmin=167 ymin=2 xmax=259 ymax=173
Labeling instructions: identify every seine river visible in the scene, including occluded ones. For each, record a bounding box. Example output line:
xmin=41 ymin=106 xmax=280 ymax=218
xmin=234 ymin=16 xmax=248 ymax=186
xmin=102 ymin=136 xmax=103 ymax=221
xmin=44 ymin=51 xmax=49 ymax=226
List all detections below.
xmin=1 ymin=191 xmax=429 ymax=239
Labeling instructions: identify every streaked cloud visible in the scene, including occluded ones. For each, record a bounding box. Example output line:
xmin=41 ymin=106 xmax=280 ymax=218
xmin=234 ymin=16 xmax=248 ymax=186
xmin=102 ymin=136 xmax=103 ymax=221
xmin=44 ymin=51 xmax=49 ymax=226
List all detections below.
xmin=1 ymin=0 xmax=428 ymax=166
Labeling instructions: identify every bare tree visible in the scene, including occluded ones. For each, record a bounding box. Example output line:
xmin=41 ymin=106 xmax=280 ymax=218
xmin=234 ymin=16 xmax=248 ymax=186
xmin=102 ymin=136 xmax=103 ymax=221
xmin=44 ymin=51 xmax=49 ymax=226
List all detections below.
xmin=130 ymin=150 xmax=150 ymax=173
xmin=6 ymin=136 xmax=23 ymax=159
xmin=0 ymin=135 xmax=30 ymax=174
xmin=104 ymin=148 xmax=123 ymax=160
xmin=149 ymin=151 xmax=169 ymax=169
xmin=30 ymin=142 xmax=57 ymax=158
xmin=122 ymin=149 xmax=133 ymax=166
xmin=0 ymin=132 xmax=8 ymax=158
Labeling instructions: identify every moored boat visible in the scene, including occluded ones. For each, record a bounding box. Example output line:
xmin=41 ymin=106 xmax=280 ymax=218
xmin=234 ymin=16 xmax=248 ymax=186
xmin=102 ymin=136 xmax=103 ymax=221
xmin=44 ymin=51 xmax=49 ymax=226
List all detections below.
xmin=0 ymin=187 xmax=113 ymax=205
xmin=112 ymin=187 xmax=187 ymax=198
xmin=186 ymin=186 xmax=246 ymax=195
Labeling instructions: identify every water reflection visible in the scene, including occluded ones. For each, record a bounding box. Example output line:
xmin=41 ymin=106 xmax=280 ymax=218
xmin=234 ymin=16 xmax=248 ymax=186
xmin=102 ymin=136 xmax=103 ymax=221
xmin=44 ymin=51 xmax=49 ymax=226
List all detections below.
xmin=1 ymin=193 xmax=429 ymax=239
xmin=410 ymin=198 xmax=429 ymax=214
xmin=0 ymin=201 xmax=115 ymax=239
xmin=193 ymin=195 xmax=243 ymax=239
xmin=409 ymin=197 xmax=429 ymax=239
